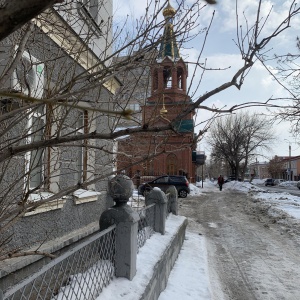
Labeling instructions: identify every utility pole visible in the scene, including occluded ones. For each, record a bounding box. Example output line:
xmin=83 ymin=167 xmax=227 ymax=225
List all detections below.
xmin=284 ymin=139 xmax=292 ymax=181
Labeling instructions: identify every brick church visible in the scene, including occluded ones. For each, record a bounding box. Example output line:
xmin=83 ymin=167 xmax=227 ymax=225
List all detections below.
xmin=117 ymin=1 xmax=196 ymax=182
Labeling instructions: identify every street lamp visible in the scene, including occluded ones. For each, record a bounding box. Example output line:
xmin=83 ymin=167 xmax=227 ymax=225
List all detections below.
xmin=284 ymin=139 xmax=292 ymax=181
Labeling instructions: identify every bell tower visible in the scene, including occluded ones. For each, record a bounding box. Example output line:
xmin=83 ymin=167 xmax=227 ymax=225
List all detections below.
xmin=143 ymin=0 xmax=193 ymax=126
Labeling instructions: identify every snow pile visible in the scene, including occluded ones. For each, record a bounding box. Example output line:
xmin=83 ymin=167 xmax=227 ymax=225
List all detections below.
xmin=251 ymin=178 xmax=265 ymax=185
xmin=189 ymin=184 xmax=202 ymax=196
xmin=224 ymin=180 xmax=300 ymax=222
xmin=194 ymin=179 xmax=217 ymax=192
xmin=250 ymin=191 xmax=300 ymax=220
xmin=223 ymin=181 xmax=264 ymax=193
xmin=279 ymin=181 xmax=298 ymax=188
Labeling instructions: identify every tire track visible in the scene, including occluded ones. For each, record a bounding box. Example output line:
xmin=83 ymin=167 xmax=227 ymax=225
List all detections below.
xmin=179 ymin=191 xmax=300 ymax=300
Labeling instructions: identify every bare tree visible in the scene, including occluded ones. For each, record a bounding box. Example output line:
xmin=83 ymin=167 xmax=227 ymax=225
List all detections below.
xmin=207 ymin=112 xmax=274 ymax=180
xmin=267 ymin=156 xmax=285 ymax=179
xmin=206 ymin=155 xmax=230 ymax=180
xmin=0 ymin=0 xmax=299 ymax=258
xmin=272 ymin=34 xmax=300 ymax=136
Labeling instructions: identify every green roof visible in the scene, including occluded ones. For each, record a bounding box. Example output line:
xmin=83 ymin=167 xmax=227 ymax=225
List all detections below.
xmin=174 ymin=119 xmax=194 ymax=133
xmin=157 ymin=3 xmax=180 ymax=60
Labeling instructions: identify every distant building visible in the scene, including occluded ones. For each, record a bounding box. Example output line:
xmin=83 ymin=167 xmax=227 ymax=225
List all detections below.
xmin=113 ymin=50 xmax=157 ymax=128
xmin=248 ymin=161 xmax=270 ymax=179
xmin=250 ymin=155 xmax=300 ymax=181
xmin=280 ymin=155 xmax=300 ymax=181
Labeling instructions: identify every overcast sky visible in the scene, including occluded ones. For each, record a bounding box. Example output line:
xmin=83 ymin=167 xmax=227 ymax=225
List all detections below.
xmin=113 ymin=0 xmax=300 ymax=160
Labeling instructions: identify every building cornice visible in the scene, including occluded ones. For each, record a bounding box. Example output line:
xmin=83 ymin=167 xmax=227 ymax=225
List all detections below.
xmin=33 ymin=8 xmax=121 ymax=95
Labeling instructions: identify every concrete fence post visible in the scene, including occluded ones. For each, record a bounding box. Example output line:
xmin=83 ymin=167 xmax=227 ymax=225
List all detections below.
xmin=166 ymin=185 xmax=178 ymax=215
xmin=99 ymin=175 xmax=140 ymax=280
xmin=0 ymin=289 xmax=3 ymax=300
xmin=145 ymin=189 xmax=167 ymax=234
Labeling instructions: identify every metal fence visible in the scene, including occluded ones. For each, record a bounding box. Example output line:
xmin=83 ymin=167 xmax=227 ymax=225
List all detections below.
xmin=2 ymin=201 xmax=161 ymax=299
xmin=3 ymin=225 xmax=116 ymax=300
xmin=166 ymin=192 xmax=171 ymax=215
xmin=136 ymin=203 xmax=155 ymax=251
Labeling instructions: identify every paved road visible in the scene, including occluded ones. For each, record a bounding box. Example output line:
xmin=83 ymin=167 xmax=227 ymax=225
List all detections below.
xmin=179 ymin=190 xmax=300 ymax=300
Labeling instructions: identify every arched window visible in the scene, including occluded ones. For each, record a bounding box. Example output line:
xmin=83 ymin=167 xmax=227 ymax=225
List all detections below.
xmin=163 ymin=67 xmax=172 ymax=88
xmin=177 ymin=67 xmax=183 ymax=89
xmin=167 ymin=154 xmax=177 ymax=175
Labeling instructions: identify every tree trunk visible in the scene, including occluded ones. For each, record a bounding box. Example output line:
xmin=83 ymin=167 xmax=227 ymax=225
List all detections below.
xmin=0 ymin=0 xmax=59 ymax=41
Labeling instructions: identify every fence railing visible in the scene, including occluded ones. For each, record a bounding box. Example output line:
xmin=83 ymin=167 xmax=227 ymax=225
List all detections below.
xmin=136 ymin=203 xmax=155 ymax=251
xmin=2 ymin=180 xmax=178 ymax=300
xmin=3 ymin=225 xmax=116 ymax=300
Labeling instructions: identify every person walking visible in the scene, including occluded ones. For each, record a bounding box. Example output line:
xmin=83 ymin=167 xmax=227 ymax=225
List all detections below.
xmin=218 ymin=175 xmax=224 ymax=191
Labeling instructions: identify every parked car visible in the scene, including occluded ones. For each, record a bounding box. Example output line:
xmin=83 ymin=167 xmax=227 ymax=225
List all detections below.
xmin=274 ymin=179 xmax=285 ymax=185
xmin=265 ymin=178 xmax=275 ymax=186
xmin=224 ymin=176 xmax=241 ymax=183
xmin=138 ymin=175 xmax=190 ymax=198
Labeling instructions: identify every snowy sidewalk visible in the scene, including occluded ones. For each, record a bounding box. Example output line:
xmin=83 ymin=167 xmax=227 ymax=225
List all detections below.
xmin=158 ymin=232 xmax=211 ymax=300
xmin=97 ymin=215 xmax=211 ymax=300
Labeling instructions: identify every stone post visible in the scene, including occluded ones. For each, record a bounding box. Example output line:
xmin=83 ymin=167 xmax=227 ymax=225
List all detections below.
xmin=166 ymin=185 xmax=178 ymax=215
xmin=145 ymin=189 xmax=167 ymax=234
xmin=99 ymin=174 xmax=140 ymax=280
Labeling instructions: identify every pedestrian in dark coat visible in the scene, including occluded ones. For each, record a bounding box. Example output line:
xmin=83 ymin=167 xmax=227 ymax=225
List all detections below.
xmin=218 ymin=175 xmax=224 ymax=191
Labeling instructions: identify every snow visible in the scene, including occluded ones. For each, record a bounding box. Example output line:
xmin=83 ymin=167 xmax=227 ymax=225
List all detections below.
xmin=221 ymin=180 xmax=300 ymax=221
xmin=96 ymin=179 xmax=300 ymax=300
xmin=279 ymin=181 xmax=298 ymax=188
xmin=73 ymin=189 xmax=101 ymax=198
xmin=158 ymin=232 xmax=211 ymax=300
xmin=97 ymin=214 xmax=204 ymax=300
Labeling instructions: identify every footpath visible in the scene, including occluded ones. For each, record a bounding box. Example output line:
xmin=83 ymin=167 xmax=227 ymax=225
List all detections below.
xmin=97 ymin=214 xmax=212 ymax=300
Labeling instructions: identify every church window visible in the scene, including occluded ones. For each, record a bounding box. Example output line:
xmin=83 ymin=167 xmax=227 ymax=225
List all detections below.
xmin=167 ymin=154 xmax=177 ymax=175
xmin=163 ymin=67 xmax=172 ymax=88
xmin=177 ymin=67 xmax=183 ymax=89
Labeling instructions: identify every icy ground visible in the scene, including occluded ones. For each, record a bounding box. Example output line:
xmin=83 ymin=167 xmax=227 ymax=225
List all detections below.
xmin=98 ymin=179 xmax=300 ymax=300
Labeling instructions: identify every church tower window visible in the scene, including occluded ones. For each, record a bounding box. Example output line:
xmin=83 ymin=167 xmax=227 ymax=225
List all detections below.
xmin=163 ymin=66 xmax=172 ymax=88
xmin=167 ymin=154 xmax=178 ymax=175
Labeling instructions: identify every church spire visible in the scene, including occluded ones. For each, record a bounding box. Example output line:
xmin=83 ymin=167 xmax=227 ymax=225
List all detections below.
xmin=157 ymin=1 xmax=180 ymax=61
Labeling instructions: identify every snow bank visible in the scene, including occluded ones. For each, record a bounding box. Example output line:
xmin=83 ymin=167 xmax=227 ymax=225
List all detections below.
xmin=279 ymin=181 xmax=298 ymax=188
xmin=223 ymin=181 xmax=264 ymax=193
xmin=223 ymin=180 xmax=300 ymax=223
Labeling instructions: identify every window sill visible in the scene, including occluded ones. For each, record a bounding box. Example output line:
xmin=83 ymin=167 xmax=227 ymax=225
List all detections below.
xmin=24 ymin=192 xmax=66 ymax=216
xmin=73 ymin=189 xmax=101 ymax=205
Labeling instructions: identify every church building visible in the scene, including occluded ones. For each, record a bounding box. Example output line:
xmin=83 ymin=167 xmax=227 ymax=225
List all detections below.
xmin=117 ymin=1 xmax=196 ymax=182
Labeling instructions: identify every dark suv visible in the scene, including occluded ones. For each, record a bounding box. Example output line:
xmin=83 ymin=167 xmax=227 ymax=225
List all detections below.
xmin=138 ymin=175 xmax=190 ymax=198
xmin=265 ymin=178 xmax=275 ymax=186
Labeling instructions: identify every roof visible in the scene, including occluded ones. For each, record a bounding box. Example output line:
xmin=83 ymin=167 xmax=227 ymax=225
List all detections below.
xmin=157 ymin=2 xmax=180 ymax=61
xmin=174 ymin=119 xmax=194 ymax=133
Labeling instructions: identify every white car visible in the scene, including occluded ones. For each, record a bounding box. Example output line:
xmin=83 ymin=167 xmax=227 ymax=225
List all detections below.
xmin=274 ymin=179 xmax=285 ymax=185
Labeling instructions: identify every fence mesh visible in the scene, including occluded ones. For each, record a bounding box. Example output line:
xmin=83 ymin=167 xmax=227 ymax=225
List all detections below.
xmin=136 ymin=204 xmax=155 ymax=251
xmin=3 ymin=225 xmax=116 ymax=300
